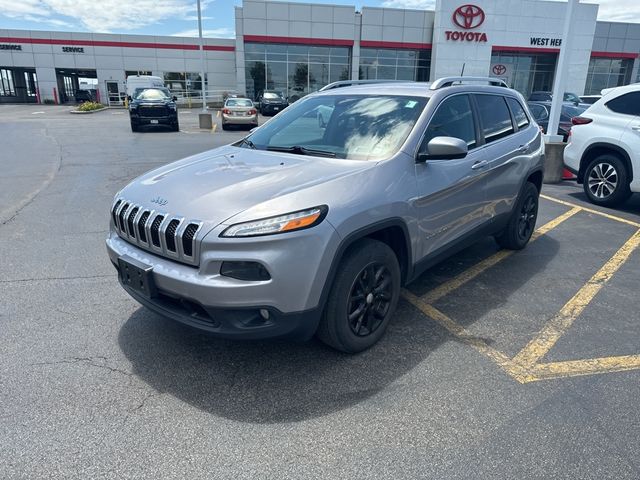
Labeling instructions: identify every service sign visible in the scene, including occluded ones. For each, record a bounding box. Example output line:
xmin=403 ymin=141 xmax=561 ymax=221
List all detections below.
xmin=445 ymin=4 xmax=488 ymax=43
xmin=0 ymin=44 xmax=22 ymax=51
xmin=61 ymin=46 xmax=85 ymax=53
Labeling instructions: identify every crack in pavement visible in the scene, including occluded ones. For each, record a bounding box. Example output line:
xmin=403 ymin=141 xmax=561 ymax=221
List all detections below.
xmin=29 ymin=356 xmax=133 ymax=378
xmin=0 ymin=274 xmax=114 ymax=284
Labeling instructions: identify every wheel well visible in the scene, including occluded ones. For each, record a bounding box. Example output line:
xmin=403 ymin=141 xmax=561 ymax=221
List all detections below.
xmin=350 ymin=226 xmax=410 ymax=283
xmin=578 ymin=144 xmax=633 ymax=184
xmin=527 ymin=170 xmax=543 ymax=192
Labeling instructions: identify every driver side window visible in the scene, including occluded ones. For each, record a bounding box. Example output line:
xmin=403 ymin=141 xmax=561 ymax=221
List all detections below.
xmin=420 ymin=95 xmax=476 ymax=153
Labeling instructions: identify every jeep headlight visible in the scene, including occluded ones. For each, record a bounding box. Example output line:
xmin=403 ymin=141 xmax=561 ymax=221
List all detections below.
xmin=220 ymin=206 xmax=327 ymax=237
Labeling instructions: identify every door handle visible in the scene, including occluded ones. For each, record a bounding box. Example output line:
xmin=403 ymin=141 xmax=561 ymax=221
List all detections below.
xmin=632 ymin=125 xmax=640 ymax=132
xmin=517 ymin=144 xmax=529 ymax=153
xmin=471 ymin=160 xmax=488 ymax=170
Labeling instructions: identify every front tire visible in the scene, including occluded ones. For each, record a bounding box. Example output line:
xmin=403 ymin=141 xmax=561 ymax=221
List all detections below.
xmin=583 ymin=155 xmax=631 ymax=207
xmin=130 ymin=121 xmax=138 ymax=132
xmin=317 ymin=239 xmax=401 ymax=353
xmin=172 ymin=121 xmax=180 ymax=132
xmin=495 ymin=181 xmax=539 ymax=250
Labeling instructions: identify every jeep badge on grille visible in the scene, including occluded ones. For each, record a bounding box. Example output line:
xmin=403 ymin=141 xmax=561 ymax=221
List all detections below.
xmin=151 ymin=196 xmax=168 ymax=206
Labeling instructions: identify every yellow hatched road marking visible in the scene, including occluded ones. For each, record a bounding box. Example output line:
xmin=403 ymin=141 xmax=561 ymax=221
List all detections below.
xmin=541 ymin=194 xmax=640 ymax=228
xmin=421 ymin=206 xmax=581 ymax=304
xmin=512 ymin=229 xmax=640 ymax=368
xmin=401 ymin=290 xmax=533 ymax=383
xmin=530 ymin=355 xmax=640 ymax=382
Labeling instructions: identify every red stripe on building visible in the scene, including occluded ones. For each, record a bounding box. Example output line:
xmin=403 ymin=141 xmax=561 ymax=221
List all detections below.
xmin=492 ymin=45 xmax=560 ymax=54
xmin=243 ymin=35 xmax=353 ymax=47
xmin=360 ymin=40 xmax=432 ymax=50
xmin=0 ymin=36 xmax=234 ymax=52
xmin=591 ymin=51 xmax=638 ymax=59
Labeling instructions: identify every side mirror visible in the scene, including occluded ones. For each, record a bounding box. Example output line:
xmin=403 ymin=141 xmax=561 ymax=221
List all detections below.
xmin=172 ymin=96 xmax=178 ymax=102
xmin=417 ymin=136 xmax=468 ymax=162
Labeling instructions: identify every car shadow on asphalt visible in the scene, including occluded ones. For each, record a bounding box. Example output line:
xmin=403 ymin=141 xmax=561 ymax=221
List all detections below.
xmin=118 ymin=234 xmax=560 ymax=424
xmin=567 ymin=191 xmax=640 ymax=216
xmin=118 ymin=299 xmax=447 ymax=424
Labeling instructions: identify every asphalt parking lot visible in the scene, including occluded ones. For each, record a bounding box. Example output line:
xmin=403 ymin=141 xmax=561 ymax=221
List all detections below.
xmin=1 ymin=104 xmax=640 ymax=479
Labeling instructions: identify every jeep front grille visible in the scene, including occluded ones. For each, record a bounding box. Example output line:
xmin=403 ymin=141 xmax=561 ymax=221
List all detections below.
xmin=111 ymin=198 xmax=203 ymax=266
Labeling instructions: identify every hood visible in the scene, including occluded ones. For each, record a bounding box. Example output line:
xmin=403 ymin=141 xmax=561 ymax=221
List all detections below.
xmin=118 ymin=146 xmax=374 ymax=229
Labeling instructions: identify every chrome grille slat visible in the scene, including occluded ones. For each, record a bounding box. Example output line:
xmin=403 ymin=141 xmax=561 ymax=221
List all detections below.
xmin=111 ymin=197 xmax=202 ymax=266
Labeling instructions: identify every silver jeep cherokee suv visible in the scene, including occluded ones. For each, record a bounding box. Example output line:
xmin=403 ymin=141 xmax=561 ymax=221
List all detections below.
xmin=107 ymin=77 xmax=544 ymax=353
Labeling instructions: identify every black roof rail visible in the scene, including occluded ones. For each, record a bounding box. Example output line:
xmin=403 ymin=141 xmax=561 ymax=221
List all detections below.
xmin=430 ymin=76 xmax=508 ymax=90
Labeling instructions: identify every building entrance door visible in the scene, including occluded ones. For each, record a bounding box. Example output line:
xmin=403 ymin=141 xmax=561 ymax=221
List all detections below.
xmin=105 ymin=81 xmax=121 ymax=106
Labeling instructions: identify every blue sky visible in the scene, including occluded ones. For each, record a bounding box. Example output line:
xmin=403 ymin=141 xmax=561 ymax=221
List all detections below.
xmin=0 ymin=0 xmax=638 ymax=38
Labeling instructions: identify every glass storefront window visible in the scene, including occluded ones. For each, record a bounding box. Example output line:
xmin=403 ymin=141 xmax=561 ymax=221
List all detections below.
xmin=584 ymin=57 xmax=633 ymax=95
xmin=244 ymin=42 xmax=352 ymax=101
xmin=0 ymin=69 xmax=16 ymax=96
xmin=163 ymin=72 xmax=206 ymax=97
xmin=490 ymin=51 xmax=557 ymax=98
xmin=358 ymin=48 xmax=431 ymax=82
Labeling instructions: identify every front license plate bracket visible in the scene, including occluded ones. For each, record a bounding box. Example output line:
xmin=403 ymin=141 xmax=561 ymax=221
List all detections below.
xmin=118 ymin=255 xmax=157 ymax=298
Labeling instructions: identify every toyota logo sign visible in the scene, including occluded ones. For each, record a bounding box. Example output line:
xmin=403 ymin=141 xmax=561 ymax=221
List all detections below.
xmin=453 ymin=4 xmax=485 ymax=30
xmin=492 ymin=64 xmax=507 ymax=75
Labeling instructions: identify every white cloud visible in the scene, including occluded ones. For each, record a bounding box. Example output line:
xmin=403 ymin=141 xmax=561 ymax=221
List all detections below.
xmin=380 ymin=0 xmax=640 ymax=22
xmin=380 ymin=0 xmax=434 ymax=9
xmin=171 ymin=27 xmax=235 ymax=38
xmin=0 ymin=0 xmax=219 ymax=32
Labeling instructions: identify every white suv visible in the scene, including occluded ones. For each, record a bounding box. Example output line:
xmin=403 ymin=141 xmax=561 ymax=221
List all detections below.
xmin=564 ymin=84 xmax=640 ymax=207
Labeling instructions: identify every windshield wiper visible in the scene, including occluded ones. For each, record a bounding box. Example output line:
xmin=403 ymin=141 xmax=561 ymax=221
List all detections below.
xmin=238 ymin=137 xmax=257 ymax=149
xmin=266 ymin=145 xmax=336 ymax=158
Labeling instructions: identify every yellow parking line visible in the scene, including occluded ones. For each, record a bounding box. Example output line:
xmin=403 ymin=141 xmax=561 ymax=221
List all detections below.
xmin=421 ymin=207 xmax=581 ymax=304
xmin=216 ymin=110 xmax=220 ymax=118
xmin=513 ymin=229 xmax=640 ymax=368
xmin=530 ymin=355 xmax=640 ymax=381
xmin=401 ymin=290 xmax=533 ymax=382
xmin=211 ymin=124 xmax=217 ymax=134
xmin=541 ymin=194 xmax=640 ymax=228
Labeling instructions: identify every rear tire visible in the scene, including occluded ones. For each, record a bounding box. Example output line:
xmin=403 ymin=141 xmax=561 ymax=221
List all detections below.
xmin=316 ymin=239 xmax=401 ymax=353
xmin=495 ymin=181 xmax=539 ymax=250
xmin=221 ymin=123 xmax=229 ymax=131
xmin=582 ymin=154 xmax=631 ymax=207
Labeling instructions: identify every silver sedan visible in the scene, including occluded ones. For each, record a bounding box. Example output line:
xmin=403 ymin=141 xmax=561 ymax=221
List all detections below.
xmin=221 ymin=98 xmax=258 ymax=130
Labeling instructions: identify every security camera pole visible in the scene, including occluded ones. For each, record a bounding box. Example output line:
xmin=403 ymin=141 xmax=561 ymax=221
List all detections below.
xmin=197 ymin=0 xmax=212 ymax=128
xmin=546 ymin=0 xmax=577 ymax=142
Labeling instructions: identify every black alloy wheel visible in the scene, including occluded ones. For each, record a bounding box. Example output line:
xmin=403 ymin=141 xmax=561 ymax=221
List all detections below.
xmin=347 ymin=262 xmax=393 ymax=337
xmin=317 ymin=239 xmax=400 ymax=353
xmin=495 ymin=181 xmax=539 ymax=250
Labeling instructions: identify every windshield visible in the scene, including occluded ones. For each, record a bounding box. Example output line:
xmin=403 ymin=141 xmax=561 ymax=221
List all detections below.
xmin=241 ymin=94 xmax=428 ymax=160
xmin=263 ymin=92 xmax=284 ymax=99
xmin=134 ymin=88 xmax=171 ymax=100
xmin=226 ymin=99 xmax=253 ymax=107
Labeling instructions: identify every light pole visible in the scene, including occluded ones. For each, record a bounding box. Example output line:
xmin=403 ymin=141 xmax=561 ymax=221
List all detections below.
xmin=196 ymin=0 xmax=212 ymax=128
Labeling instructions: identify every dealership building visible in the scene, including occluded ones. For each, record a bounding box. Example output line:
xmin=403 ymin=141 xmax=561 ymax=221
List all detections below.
xmin=1 ymin=0 xmax=640 ymax=105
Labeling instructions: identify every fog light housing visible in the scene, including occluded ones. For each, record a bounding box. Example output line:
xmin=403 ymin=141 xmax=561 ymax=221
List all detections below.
xmin=220 ymin=261 xmax=271 ymax=281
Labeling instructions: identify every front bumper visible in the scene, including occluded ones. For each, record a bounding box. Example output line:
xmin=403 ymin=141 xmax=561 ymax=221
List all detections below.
xmin=261 ymin=103 xmax=287 ymax=115
xmin=130 ymin=112 xmax=177 ymax=125
xmin=106 ymin=220 xmax=340 ymax=340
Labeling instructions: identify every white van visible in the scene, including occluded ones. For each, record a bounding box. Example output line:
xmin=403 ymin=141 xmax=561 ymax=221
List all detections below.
xmin=125 ymin=75 xmax=165 ymax=99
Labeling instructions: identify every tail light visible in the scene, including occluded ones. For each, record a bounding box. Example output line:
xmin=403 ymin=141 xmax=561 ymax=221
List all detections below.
xmin=571 ymin=116 xmax=593 ymax=125
xmin=222 ymin=108 xmax=231 ymax=114
xmin=249 ymin=108 xmax=257 ymax=115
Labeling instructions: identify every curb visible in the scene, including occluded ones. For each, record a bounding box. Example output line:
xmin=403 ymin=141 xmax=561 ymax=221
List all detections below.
xmin=69 ymin=106 xmax=108 ymax=114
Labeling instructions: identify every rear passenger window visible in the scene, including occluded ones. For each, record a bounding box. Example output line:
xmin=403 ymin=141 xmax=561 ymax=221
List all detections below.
xmin=507 ymin=98 xmax=529 ymax=129
xmin=606 ymin=92 xmax=640 ymax=116
xmin=421 ymin=94 xmax=476 ymax=151
xmin=475 ymin=95 xmax=515 ymax=143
